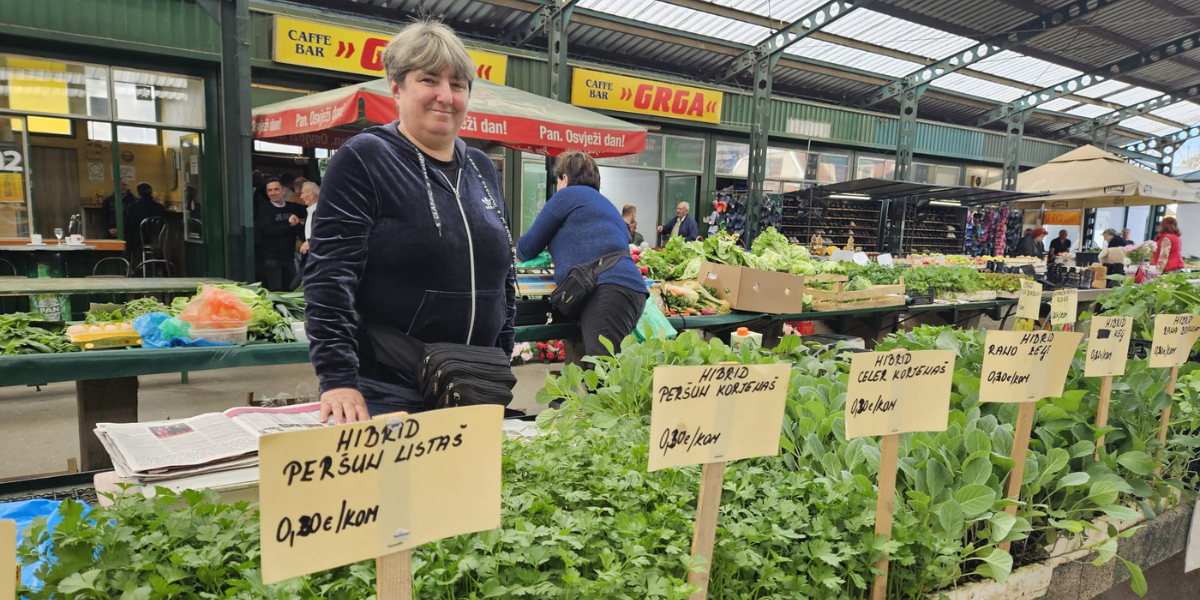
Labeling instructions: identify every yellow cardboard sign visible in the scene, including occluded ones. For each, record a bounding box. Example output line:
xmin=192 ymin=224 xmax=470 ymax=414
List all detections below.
xmin=1150 ymin=314 xmax=1200 ymax=369
xmin=0 ymin=173 xmax=23 ymax=203
xmin=648 ymin=364 xmax=790 ymax=471
xmin=273 ymin=15 xmax=507 ymax=83
xmin=845 ymin=350 xmax=956 ymax=439
xmin=259 ymin=405 xmax=502 ymax=584
xmin=980 ymin=330 xmax=1083 ymax=403
xmin=1 ymin=520 xmax=14 ymax=599
xmin=1049 ymin=288 xmax=1078 ymax=327
xmin=1016 ymin=279 xmax=1043 ymax=320
xmin=1085 ymin=316 xmax=1133 ymax=378
xmin=571 ymin=67 xmax=723 ymax=124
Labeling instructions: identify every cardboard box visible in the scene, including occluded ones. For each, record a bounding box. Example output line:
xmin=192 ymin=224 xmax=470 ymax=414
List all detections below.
xmin=697 ymin=261 xmax=806 ymax=314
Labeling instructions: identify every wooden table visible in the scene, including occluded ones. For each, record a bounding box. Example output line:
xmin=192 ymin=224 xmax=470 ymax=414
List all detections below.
xmin=0 ymin=277 xmax=235 ymax=297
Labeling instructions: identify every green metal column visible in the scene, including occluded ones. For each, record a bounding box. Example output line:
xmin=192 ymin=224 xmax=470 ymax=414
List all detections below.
xmin=545 ymin=4 xmax=574 ymax=199
xmin=1001 ymin=108 xmax=1031 ymax=191
xmin=201 ymin=0 xmax=253 ymax=282
xmin=1092 ymin=123 xmax=1115 ymax=151
xmin=745 ymin=53 xmax=778 ymax=243
xmin=894 ymin=87 xmax=922 ymax=182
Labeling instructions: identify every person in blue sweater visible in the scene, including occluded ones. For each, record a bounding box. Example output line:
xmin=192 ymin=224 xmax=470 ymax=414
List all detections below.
xmin=303 ymin=19 xmax=515 ymax=424
xmin=658 ymin=201 xmax=700 ymax=243
xmin=517 ymin=151 xmax=648 ymax=360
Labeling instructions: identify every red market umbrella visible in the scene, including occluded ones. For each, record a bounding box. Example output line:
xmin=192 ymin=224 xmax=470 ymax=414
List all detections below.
xmin=252 ymin=77 xmax=646 ymax=157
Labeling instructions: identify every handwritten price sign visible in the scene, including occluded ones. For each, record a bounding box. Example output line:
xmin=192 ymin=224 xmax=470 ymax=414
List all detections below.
xmin=845 ymin=350 xmax=956 ymax=439
xmin=1016 ymin=279 xmax=1043 ymax=320
xmin=1085 ymin=316 xmax=1133 ymax=378
xmin=980 ymin=330 xmax=1083 ymax=403
xmin=648 ymin=364 xmax=790 ymax=472
xmin=1049 ymin=289 xmax=1078 ymax=328
xmin=1149 ymin=314 xmax=1200 ymax=369
xmin=259 ymin=405 xmax=502 ymax=584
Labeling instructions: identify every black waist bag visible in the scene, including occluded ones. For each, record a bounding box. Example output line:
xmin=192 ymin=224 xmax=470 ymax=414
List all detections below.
xmin=549 ymin=250 xmax=628 ymax=318
xmin=361 ymin=320 xmax=516 ymax=409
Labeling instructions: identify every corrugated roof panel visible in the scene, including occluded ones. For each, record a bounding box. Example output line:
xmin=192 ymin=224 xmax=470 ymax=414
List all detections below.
xmin=718 ymin=0 xmax=831 ymax=22
xmin=1086 ymin=0 xmax=1195 ymax=48
xmin=1103 ymin=86 xmax=1172 ymax=106
xmin=1039 ymin=98 xmax=1080 ymax=112
xmin=579 ymin=0 xmax=770 ymax=45
xmin=1066 ymin=104 xmax=1117 ymax=118
xmin=782 ymin=37 xmax=921 ymax=78
xmin=821 ymin=9 xmax=975 ymax=60
xmin=930 ymin=73 xmax=1028 ymax=103
xmin=1150 ymin=101 xmax=1200 ymax=125
xmin=1073 ymin=79 xmax=1132 ymax=99
xmin=878 ymin=0 xmax=1031 ymax=37
xmin=1122 ymin=116 xmax=1179 ymax=136
xmin=968 ymin=51 xmax=1082 ymax=87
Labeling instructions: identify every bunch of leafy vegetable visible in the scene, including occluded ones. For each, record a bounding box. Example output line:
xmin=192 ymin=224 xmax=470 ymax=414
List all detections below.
xmin=638 ymin=236 xmax=704 ymax=281
xmin=903 ymin=266 xmax=984 ymax=297
xmin=978 ymin=272 xmax=1026 ymax=293
xmin=0 ymin=313 xmax=79 ymax=355
xmin=844 ymin=263 xmax=906 ymax=286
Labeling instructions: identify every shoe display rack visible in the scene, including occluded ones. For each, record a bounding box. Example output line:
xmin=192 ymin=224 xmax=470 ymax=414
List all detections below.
xmin=780 ymin=192 xmax=879 ymax=252
xmin=900 ymin=203 xmax=967 ymax=255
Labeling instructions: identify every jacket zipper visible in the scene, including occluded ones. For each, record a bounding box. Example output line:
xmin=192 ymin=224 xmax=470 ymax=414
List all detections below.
xmin=448 ymin=169 xmax=477 ymax=344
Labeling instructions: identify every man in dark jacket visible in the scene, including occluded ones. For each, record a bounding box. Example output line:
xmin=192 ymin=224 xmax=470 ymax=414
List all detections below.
xmin=658 ymin=201 xmax=700 ymax=243
xmin=254 ymin=178 xmax=306 ymax=291
xmin=102 ymin=180 xmax=135 ymax=238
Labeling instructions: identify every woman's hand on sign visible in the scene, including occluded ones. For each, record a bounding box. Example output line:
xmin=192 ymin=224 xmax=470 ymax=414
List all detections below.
xmin=320 ymin=388 xmax=369 ymax=424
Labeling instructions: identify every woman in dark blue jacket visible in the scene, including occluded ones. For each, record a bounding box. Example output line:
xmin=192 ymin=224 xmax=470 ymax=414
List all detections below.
xmin=304 ymin=20 xmax=515 ymax=423
xmin=516 ymin=151 xmax=647 ymax=359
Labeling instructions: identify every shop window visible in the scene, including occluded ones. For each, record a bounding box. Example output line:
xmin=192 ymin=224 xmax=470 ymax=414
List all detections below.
xmin=111 ymin=68 xmax=205 ymax=129
xmin=817 ymin=153 xmax=849 ymax=183
xmin=86 ymin=122 xmax=158 ymax=146
xmin=714 ymin=142 xmax=749 ymax=177
xmin=0 ymin=117 xmax=30 ymax=237
xmin=594 ymin=133 xmax=663 ymax=169
xmin=913 ymin=163 xmax=960 ymax=186
xmin=0 ymin=54 xmax=110 ymax=120
xmin=766 ymin=148 xmax=806 ymax=181
xmin=856 ymin=156 xmax=895 ymax=180
xmin=663 ymin=136 xmax=704 ymax=173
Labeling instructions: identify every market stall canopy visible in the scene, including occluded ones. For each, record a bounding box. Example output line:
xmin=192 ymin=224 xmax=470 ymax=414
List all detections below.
xmin=251 ymin=78 xmax=646 ymax=158
xmin=807 ymin=178 xmax=1047 ymax=206
xmin=1004 ymin=146 xmax=1200 ymax=209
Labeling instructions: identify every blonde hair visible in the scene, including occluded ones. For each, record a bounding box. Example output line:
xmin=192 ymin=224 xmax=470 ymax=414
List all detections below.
xmin=382 ymin=18 xmax=475 ymax=90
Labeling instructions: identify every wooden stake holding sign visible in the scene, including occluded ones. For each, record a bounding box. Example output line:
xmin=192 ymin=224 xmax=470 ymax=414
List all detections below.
xmin=648 ymin=362 xmax=791 ymax=600
xmin=258 ymin=404 xmax=504 ymax=598
xmin=1148 ymin=314 xmax=1200 ymax=458
xmin=1 ymin=519 xmax=15 ymax=600
xmin=1014 ymin=279 xmax=1043 ymax=332
xmin=1084 ymin=316 xmax=1134 ymax=457
xmin=844 ymin=349 xmax=956 ymax=600
xmin=979 ymin=330 xmax=1083 ymax=553
xmin=1049 ymin=288 xmax=1078 ymax=331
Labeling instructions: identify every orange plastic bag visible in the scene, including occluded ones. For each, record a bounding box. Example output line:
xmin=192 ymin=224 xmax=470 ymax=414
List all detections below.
xmin=178 ymin=286 xmax=253 ymax=329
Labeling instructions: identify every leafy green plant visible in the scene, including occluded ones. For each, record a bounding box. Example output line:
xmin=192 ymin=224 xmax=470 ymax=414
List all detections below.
xmin=0 ymin=312 xmax=79 ymax=355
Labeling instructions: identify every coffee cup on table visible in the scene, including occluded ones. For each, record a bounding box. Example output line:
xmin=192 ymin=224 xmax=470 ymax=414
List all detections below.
xmin=29 ymin=234 xmax=42 ymax=245
xmin=67 ymin=235 xmax=84 ymax=245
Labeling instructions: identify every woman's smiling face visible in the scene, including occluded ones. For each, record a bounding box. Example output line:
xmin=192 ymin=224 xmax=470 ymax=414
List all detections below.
xmin=392 ymin=66 xmax=470 ymax=149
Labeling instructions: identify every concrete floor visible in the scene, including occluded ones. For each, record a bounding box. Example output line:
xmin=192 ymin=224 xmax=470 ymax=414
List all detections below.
xmin=0 ymin=362 xmax=554 ymax=481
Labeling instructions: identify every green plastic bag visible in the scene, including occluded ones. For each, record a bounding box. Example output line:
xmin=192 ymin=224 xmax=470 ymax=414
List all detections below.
xmin=516 ymin=251 xmax=553 ymax=269
xmin=634 ymin=298 xmax=677 ymax=342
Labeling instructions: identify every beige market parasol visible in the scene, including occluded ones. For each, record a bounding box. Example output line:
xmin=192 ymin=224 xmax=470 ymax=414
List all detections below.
xmin=1008 ymin=145 xmax=1200 ymax=209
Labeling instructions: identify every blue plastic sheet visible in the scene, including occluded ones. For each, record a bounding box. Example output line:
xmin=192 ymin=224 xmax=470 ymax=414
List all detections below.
xmin=0 ymin=498 xmax=91 ymax=593
xmin=134 ymin=312 xmax=231 ymax=349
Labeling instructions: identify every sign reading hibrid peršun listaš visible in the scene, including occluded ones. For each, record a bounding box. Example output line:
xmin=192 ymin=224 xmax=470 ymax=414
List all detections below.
xmin=259 ymin=405 xmax=503 ymax=585
xmin=648 ymin=364 xmax=791 ymax=472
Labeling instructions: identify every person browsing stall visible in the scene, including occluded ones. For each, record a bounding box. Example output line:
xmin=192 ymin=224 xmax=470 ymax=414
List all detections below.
xmin=254 ymin=177 xmax=306 ymax=292
xmin=658 ymin=201 xmax=700 ymax=242
xmin=1015 ymin=227 xmax=1047 ymax=259
xmin=1048 ymin=229 xmax=1071 ymax=258
xmin=304 ymin=19 xmax=515 ymax=424
xmin=1099 ymin=229 xmax=1127 ymax=267
xmin=516 ymin=151 xmax=648 ymax=360
xmin=1153 ymin=216 xmax=1185 ymax=273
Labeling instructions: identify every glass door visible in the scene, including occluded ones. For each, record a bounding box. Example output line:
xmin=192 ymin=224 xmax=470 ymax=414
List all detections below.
xmin=663 ymin=175 xmax=699 ymax=241
xmin=180 ymin=133 xmax=203 ymax=243
xmin=0 ymin=115 xmax=32 ymax=238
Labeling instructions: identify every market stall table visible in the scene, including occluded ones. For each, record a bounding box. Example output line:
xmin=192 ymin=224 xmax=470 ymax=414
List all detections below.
xmin=0 ymin=277 xmax=234 ymax=296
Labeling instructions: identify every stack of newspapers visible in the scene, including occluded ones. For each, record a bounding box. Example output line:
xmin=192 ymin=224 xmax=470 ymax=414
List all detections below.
xmin=95 ymin=403 xmax=326 ymax=481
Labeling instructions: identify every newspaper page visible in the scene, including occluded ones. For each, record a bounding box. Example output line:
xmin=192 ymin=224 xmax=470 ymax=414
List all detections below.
xmin=98 ymin=413 xmax=259 ymax=473
xmin=223 ymin=402 xmax=327 ymax=437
